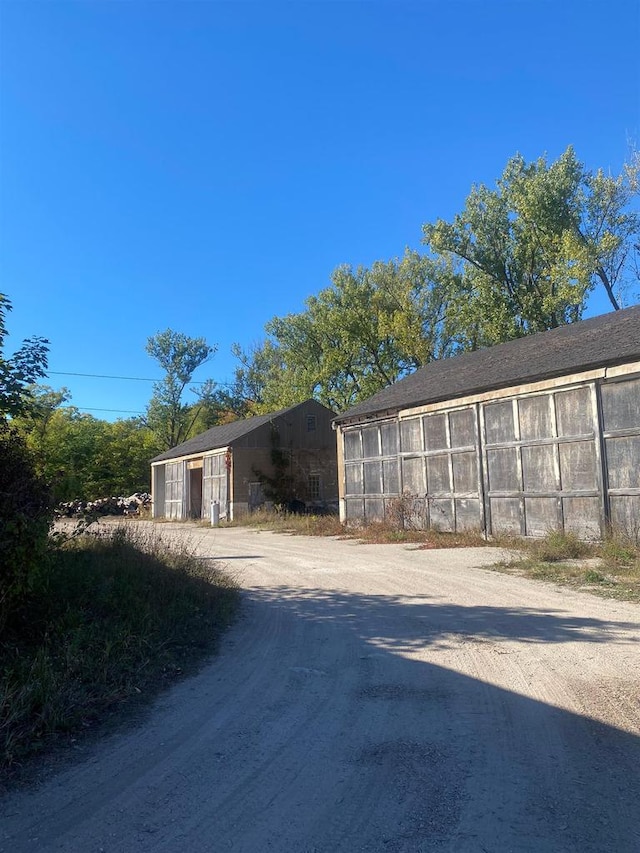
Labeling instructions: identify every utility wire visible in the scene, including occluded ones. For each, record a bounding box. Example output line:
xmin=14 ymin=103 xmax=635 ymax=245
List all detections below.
xmin=50 ymin=371 xmax=158 ymax=382
xmin=48 ymin=370 xmax=234 ymax=387
xmin=61 ymin=406 xmax=145 ymax=415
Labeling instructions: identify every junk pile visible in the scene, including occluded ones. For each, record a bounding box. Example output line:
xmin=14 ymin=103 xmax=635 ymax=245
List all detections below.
xmin=55 ymin=493 xmax=152 ymax=519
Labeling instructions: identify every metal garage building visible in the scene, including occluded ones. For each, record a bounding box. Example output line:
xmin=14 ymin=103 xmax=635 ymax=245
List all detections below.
xmin=151 ymin=400 xmax=338 ymax=521
xmin=333 ymin=306 xmax=640 ymax=538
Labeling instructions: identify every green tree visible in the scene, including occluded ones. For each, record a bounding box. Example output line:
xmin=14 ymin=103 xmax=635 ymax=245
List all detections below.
xmin=0 ymin=298 xmax=52 ymax=629
xmin=18 ymin=405 xmax=163 ymax=502
xmin=422 ymin=146 xmax=640 ymax=347
xmin=0 ymin=294 xmax=49 ymax=417
xmin=145 ymin=330 xmax=217 ymax=449
xmin=251 ymin=251 xmax=457 ymax=412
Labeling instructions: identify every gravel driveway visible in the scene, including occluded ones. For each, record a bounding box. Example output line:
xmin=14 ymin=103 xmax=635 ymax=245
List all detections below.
xmin=2 ymin=525 xmax=639 ymax=852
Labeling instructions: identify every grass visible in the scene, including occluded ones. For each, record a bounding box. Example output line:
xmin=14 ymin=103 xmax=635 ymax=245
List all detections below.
xmin=492 ymin=528 xmax=640 ymax=602
xmin=0 ymin=525 xmax=238 ymax=783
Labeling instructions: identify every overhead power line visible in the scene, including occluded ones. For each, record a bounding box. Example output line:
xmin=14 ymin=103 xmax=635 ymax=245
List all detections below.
xmin=48 ymin=370 xmax=234 ymax=388
xmin=62 ymin=406 xmax=145 ymax=415
xmin=49 ymin=371 xmax=157 ymax=382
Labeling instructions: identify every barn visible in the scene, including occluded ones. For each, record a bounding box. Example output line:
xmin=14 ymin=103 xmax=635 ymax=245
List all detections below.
xmin=332 ymin=306 xmax=640 ymax=539
xmin=151 ymin=400 xmax=338 ymax=521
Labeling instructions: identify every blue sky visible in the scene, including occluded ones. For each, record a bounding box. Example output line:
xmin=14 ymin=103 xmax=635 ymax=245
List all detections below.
xmin=1 ymin=0 xmax=639 ymax=419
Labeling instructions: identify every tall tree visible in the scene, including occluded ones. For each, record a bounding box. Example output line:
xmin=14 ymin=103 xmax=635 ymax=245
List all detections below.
xmin=422 ymin=146 xmax=640 ymax=347
xmin=145 ymin=329 xmax=217 ymax=449
xmin=230 ymin=251 xmax=458 ymax=413
xmin=0 ymin=293 xmax=49 ymax=418
xmin=207 ymin=340 xmax=290 ymax=419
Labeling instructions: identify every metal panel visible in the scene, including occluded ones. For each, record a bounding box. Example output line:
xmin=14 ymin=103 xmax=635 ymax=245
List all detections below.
xmin=601 ymin=377 xmax=640 ymax=431
xmin=601 ymin=376 xmax=640 ymax=537
xmin=426 ymin=455 xmax=450 ymax=493
xmin=364 ymin=461 xmax=383 ymax=494
xmin=518 ymin=395 xmax=553 ymax=441
xmin=559 ymin=442 xmax=598 ymax=491
xmin=344 ymin=430 xmax=363 ymax=461
xmin=400 ymin=418 xmax=422 ymax=452
xmin=423 ymin=413 xmax=447 ymax=451
xmin=362 ymin=426 xmax=380 ymax=458
xmin=484 ymin=400 xmax=516 ymax=444
xmin=380 ymin=422 xmax=399 ymax=456
xmin=455 ymin=498 xmax=483 ymax=531
xmin=525 ymin=497 xmax=560 ymax=536
xmin=203 ymin=452 xmax=229 ymax=519
xmin=556 ymin=386 xmax=593 ymax=436
xmin=452 ymin=452 xmax=477 ymax=493
xmin=364 ymin=498 xmax=385 ymax=522
xmin=490 ymin=497 xmax=522 ymax=534
xmin=429 ymin=498 xmax=454 ymax=532
xmin=345 ymin=498 xmax=365 ymax=522
xmin=383 ymin=459 xmax=399 ymax=493
xmin=165 ymin=460 xmax=184 ymax=519
xmin=606 ymin=436 xmax=640 ymax=489
xmin=449 ymin=408 xmax=476 ymax=448
xmin=345 ymin=463 xmax=364 ymax=495
xmin=563 ymin=497 xmax=601 ymax=539
xmin=483 ymin=384 xmax=602 ymax=538
xmin=402 ymin=456 xmax=426 ymax=493
xmin=522 ymin=444 xmax=557 ymax=492
xmin=486 ymin=447 xmax=519 ymax=492
xmin=609 ymin=496 xmax=640 ymax=537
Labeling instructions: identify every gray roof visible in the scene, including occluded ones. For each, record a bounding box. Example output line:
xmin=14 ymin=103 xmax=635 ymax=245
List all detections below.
xmin=334 ymin=305 xmax=640 ymax=425
xmin=151 ymin=402 xmax=310 ymax=463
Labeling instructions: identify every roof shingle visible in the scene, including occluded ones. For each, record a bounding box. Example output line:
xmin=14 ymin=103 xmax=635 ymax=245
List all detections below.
xmin=151 ymin=403 xmax=303 ymax=463
xmin=333 ymin=305 xmax=640 ymax=424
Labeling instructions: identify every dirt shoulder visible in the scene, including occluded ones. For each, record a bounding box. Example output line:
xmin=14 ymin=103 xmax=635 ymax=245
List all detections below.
xmin=2 ymin=525 xmax=639 ymax=852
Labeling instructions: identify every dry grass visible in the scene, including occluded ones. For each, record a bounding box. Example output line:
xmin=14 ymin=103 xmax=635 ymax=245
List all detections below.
xmin=230 ymin=508 xmax=489 ymax=548
xmin=0 ymin=525 xmax=238 ymax=781
xmin=492 ymin=529 xmax=640 ymax=602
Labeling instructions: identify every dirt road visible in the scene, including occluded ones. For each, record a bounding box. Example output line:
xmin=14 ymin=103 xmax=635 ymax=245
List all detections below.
xmin=2 ymin=525 xmax=639 ymax=852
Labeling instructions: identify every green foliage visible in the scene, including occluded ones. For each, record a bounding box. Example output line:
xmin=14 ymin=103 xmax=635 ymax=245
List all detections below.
xmin=251 ymin=425 xmax=300 ymax=506
xmin=13 ymin=392 xmax=163 ymax=502
xmin=212 ymin=340 xmax=295 ymax=418
xmin=226 ymin=251 xmax=458 ymax=414
xmin=145 ymin=329 xmax=218 ymax=448
xmin=422 ymin=147 xmax=640 ymax=347
xmin=0 ymin=422 xmax=53 ymax=631
xmin=0 ymin=294 xmax=49 ymax=418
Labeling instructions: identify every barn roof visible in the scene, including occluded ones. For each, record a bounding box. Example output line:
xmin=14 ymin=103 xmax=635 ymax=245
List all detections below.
xmin=333 ymin=305 xmax=640 ymax=425
xmin=151 ymin=400 xmax=325 ymax=463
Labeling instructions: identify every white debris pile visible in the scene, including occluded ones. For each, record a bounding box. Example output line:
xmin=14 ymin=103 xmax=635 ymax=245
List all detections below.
xmin=55 ymin=493 xmax=152 ymax=518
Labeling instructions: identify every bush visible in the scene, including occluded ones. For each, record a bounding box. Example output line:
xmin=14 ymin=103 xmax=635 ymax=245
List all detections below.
xmin=0 ymin=421 xmax=53 ymax=631
xmin=1 ymin=524 xmax=238 ymax=772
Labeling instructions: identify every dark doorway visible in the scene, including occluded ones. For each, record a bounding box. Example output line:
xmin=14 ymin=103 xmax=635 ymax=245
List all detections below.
xmin=189 ymin=467 xmax=203 ymax=518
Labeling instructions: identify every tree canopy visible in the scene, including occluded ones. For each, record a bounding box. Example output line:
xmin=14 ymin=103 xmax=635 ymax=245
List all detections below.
xmin=422 ymin=146 xmax=640 ymax=347
xmin=225 ymin=251 xmax=460 ymax=414
xmin=0 ymin=294 xmax=49 ymax=418
xmin=145 ymin=329 xmax=218 ymax=449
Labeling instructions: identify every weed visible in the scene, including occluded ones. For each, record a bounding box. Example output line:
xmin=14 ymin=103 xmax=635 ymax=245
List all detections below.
xmin=526 ymin=530 xmax=592 ymax=563
xmin=490 ymin=528 xmax=640 ymax=602
xmin=0 ymin=525 xmax=238 ymax=779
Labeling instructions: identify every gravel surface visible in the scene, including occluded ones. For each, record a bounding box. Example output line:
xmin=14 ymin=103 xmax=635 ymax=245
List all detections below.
xmin=2 ymin=524 xmax=639 ymax=852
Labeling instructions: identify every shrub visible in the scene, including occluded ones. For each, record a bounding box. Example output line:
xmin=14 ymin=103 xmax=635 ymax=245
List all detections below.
xmin=0 ymin=421 xmax=53 ymax=631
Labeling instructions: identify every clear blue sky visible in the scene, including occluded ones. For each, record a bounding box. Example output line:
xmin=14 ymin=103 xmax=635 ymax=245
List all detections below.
xmin=1 ymin=0 xmax=639 ymax=419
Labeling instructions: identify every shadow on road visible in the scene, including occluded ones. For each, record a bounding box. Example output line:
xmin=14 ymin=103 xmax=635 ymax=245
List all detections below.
xmin=236 ymin=583 xmax=640 ymax=853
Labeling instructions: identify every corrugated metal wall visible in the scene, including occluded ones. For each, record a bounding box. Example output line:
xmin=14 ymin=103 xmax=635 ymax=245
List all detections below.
xmin=341 ymin=373 xmax=640 ymax=538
